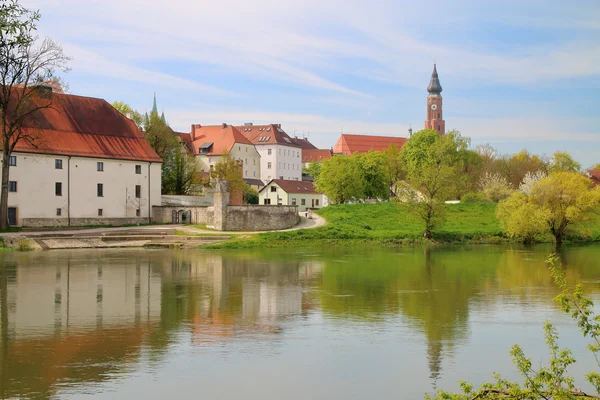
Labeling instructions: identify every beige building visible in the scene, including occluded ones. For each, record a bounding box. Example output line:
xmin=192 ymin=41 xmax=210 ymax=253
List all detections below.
xmin=258 ymin=179 xmax=327 ymax=211
xmin=2 ymin=90 xmax=162 ymax=227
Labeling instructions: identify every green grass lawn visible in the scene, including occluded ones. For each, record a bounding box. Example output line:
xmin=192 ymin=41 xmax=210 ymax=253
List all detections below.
xmin=203 ymin=202 xmax=600 ymax=249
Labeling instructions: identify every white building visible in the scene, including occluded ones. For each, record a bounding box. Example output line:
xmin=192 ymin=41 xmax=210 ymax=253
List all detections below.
xmin=236 ymin=124 xmax=302 ymax=182
xmin=184 ymin=123 xmax=263 ymax=189
xmin=258 ymin=179 xmax=327 ymax=211
xmin=2 ymin=90 xmax=162 ymax=227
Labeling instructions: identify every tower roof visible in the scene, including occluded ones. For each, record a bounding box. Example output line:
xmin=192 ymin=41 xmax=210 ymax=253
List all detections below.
xmin=427 ymin=63 xmax=443 ymax=94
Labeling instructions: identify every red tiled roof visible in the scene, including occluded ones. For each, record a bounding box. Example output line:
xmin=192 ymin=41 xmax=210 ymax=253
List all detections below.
xmin=189 ymin=124 xmax=252 ymax=155
xmin=259 ymin=179 xmax=319 ymax=194
xmin=235 ymin=124 xmax=300 ymax=147
xmin=13 ymin=92 xmax=162 ymax=162
xmin=290 ymin=136 xmax=318 ymax=150
xmin=588 ymin=170 xmax=600 ymax=185
xmin=302 ymin=149 xmax=332 ymax=163
xmin=333 ymin=134 xmax=407 ymax=155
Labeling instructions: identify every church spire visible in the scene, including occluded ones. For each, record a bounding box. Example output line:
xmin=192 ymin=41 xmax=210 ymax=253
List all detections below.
xmin=151 ymin=92 xmax=158 ymax=116
xmin=427 ymin=63 xmax=443 ymax=95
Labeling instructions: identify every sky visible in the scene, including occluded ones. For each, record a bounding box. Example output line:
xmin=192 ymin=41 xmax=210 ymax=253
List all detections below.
xmin=27 ymin=0 xmax=600 ymax=167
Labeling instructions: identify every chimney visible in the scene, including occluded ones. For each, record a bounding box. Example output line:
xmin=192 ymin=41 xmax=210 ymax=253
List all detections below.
xmin=125 ymin=111 xmax=132 ymax=120
xmin=190 ymin=124 xmax=195 ymax=141
xmin=32 ymin=82 xmax=53 ymax=99
xmin=276 ymin=124 xmax=281 ymax=128
xmin=222 ymin=123 xmax=227 ymax=128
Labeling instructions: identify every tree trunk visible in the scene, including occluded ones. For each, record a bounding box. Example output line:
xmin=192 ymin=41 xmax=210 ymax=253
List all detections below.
xmin=0 ymin=151 xmax=11 ymax=230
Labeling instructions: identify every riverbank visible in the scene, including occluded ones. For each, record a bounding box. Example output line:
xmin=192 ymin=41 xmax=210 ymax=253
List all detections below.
xmin=203 ymin=202 xmax=600 ymax=249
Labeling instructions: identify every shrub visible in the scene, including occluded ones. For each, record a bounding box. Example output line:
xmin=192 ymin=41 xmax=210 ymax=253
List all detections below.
xmin=16 ymin=240 xmax=33 ymax=252
xmin=461 ymin=192 xmax=487 ymax=203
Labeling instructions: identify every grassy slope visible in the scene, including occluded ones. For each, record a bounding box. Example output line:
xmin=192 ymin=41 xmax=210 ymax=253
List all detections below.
xmin=206 ymin=202 xmax=600 ymax=249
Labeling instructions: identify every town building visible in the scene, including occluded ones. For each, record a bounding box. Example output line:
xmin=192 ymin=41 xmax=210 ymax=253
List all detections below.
xmin=302 ymin=149 xmax=333 ymax=168
xmin=425 ymin=63 xmax=445 ymax=135
xmin=235 ymin=123 xmax=303 ymax=182
xmin=587 ymin=170 xmax=600 ymax=185
xmin=259 ymin=179 xmax=326 ymax=211
xmin=2 ymin=89 xmax=162 ymax=227
xmin=186 ymin=123 xmax=262 ymax=188
xmin=333 ymin=134 xmax=407 ymax=155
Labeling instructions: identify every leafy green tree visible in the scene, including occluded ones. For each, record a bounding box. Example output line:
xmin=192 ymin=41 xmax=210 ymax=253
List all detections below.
xmin=143 ymin=111 xmax=176 ymax=159
xmin=501 ymin=150 xmax=549 ymax=189
xmin=315 ymin=155 xmax=363 ymax=204
xmin=356 ymin=151 xmax=388 ymax=200
xmin=211 ymin=156 xmax=248 ymax=198
xmin=243 ymin=186 xmax=259 ymax=204
xmin=382 ymin=144 xmax=404 ymax=198
xmin=399 ymin=129 xmax=470 ymax=239
xmin=161 ymin=141 xmax=203 ymax=195
xmin=304 ymin=161 xmax=322 ymax=181
xmin=111 ymin=101 xmax=143 ymax=129
xmin=550 ymin=151 xmax=581 ymax=174
xmin=497 ymin=172 xmax=600 ymax=245
xmin=0 ymin=0 xmax=70 ymax=229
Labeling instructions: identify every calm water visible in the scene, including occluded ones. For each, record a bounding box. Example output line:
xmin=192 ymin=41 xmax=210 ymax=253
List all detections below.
xmin=2 ymin=245 xmax=600 ymax=399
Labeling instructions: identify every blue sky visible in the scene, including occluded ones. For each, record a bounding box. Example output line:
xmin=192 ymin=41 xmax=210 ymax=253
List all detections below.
xmin=27 ymin=0 xmax=600 ymax=166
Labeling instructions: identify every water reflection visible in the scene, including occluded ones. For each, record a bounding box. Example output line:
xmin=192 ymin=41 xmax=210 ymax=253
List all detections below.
xmin=0 ymin=245 xmax=599 ymax=399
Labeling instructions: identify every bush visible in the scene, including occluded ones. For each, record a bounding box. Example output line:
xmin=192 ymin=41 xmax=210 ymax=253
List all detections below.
xmin=483 ymin=184 xmax=514 ymax=202
xmin=461 ymin=192 xmax=487 ymax=203
xmin=16 ymin=240 xmax=33 ymax=252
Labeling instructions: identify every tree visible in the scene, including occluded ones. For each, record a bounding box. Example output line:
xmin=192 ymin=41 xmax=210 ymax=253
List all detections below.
xmin=0 ymin=0 xmax=70 ymax=229
xmin=211 ymin=156 xmax=248 ymax=199
xmin=356 ymin=151 xmax=388 ymax=200
xmin=143 ymin=111 xmax=175 ymax=159
xmin=478 ymin=172 xmax=513 ymax=202
xmin=501 ymin=150 xmax=548 ymax=189
xmin=304 ymin=161 xmax=322 ymax=181
xmin=315 ymin=155 xmax=363 ymax=204
xmin=518 ymin=170 xmax=546 ymax=195
xmin=549 ymin=151 xmax=581 ymax=174
xmin=400 ymin=129 xmax=470 ymax=239
xmin=381 ymin=144 xmax=404 ymax=198
xmin=591 ymin=164 xmax=600 ymax=171
xmin=497 ymin=172 xmax=600 ymax=245
xmin=243 ymin=186 xmax=259 ymax=204
xmin=162 ymin=140 xmax=203 ymax=195
xmin=111 ymin=101 xmax=143 ymax=129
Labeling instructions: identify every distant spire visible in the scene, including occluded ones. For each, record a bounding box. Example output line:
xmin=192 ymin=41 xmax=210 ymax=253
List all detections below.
xmin=161 ymin=110 xmax=166 ymax=124
xmin=152 ymin=92 xmax=158 ymax=116
xmin=408 ymin=124 xmax=413 ymax=138
xmin=427 ymin=63 xmax=443 ymax=95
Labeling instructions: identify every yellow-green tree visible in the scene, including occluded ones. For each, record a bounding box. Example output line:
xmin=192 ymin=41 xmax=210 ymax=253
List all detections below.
xmin=498 ymin=172 xmax=600 ymax=244
xmin=315 ymin=155 xmax=363 ymax=204
xmin=549 ymin=151 xmax=581 ymax=174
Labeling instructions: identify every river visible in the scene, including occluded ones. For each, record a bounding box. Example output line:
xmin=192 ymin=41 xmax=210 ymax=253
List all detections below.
xmin=1 ymin=245 xmax=600 ymax=399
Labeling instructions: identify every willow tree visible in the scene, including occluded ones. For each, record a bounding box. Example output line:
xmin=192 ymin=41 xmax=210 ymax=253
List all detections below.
xmin=0 ymin=0 xmax=69 ymax=229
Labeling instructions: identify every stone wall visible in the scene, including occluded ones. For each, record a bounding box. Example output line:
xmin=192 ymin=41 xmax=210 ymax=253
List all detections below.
xmin=22 ymin=217 xmax=150 ymax=228
xmin=152 ymin=206 xmax=213 ymax=225
xmin=224 ymin=205 xmax=298 ymax=231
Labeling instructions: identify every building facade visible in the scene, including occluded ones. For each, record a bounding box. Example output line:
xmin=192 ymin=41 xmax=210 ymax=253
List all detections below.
xmin=236 ymin=124 xmax=302 ymax=182
xmin=2 ymin=90 xmax=162 ymax=227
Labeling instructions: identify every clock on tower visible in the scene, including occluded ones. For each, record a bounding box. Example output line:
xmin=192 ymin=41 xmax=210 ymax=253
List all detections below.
xmin=424 ymin=63 xmax=445 ymax=135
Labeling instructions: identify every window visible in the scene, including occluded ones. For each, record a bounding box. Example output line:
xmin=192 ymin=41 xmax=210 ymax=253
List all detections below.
xmin=279 ymin=176 xmax=283 ymax=180
xmin=245 ymin=147 xmax=248 ymax=152
xmin=55 ymin=159 xmax=63 ymax=169
xmin=8 ymin=181 xmax=17 ymax=192
xmin=271 ymin=186 xmax=277 ymax=192
xmin=9 ymin=156 xmax=16 ymax=166
xmin=238 ymin=146 xmax=241 ymax=151
xmin=136 ymin=209 xmax=141 ymax=217
xmin=98 ymin=209 xmax=103 ymax=216
xmin=135 ymin=185 xmax=141 ymax=198
xmin=253 ymin=171 xmax=256 ymax=177
xmin=97 ymin=162 xmax=104 ymax=172
xmin=97 ymin=183 xmax=103 ymax=197
xmin=315 ymin=199 xmax=320 ymax=206
xmin=253 ymin=159 xmax=256 ymax=165
xmin=135 ymin=165 xmax=142 ymax=174
xmin=278 ymin=149 xmax=281 ymax=155
xmin=245 ymin=170 xmax=248 ymax=177
xmin=268 ymin=149 xmax=272 ymax=155
xmin=291 ymin=198 xmax=297 ymax=205
xmin=264 ymin=198 xmax=271 ymax=205
xmin=56 ymin=208 xmax=62 ymax=216
xmin=55 ymin=182 xmax=62 ymax=196
xmin=297 ymin=152 xmax=300 ymax=158
xmin=301 ymin=199 xmax=306 ymax=205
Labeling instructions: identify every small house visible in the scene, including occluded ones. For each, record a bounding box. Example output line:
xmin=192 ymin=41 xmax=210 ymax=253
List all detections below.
xmin=259 ymin=180 xmax=326 ymax=212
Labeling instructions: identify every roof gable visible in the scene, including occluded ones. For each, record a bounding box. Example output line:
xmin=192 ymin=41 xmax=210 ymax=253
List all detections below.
xmin=333 ymin=134 xmax=406 ymax=155
xmin=260 ymin=179 xmax=319 ymax=194
xmin=236 ymin=124 xmax=299 ymax=147
xmin=190 ymin=125 xmax=252 ymax=155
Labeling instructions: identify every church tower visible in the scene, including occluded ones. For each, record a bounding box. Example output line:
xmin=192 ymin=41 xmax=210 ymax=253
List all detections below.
xmin=424 ymin=64 xmax=445 ymax=135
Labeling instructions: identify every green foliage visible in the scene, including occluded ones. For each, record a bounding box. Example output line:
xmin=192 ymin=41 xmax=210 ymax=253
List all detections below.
xmin=382 ymin=144 xmax=404 ymax=197
xmin=427 ymin=255 xmax=600 ymax=399
xmin=461 ymin=192 xmax=488 ymax=203
xmin=356 ymin=151 xmax=388 ymax=200
xmin=111 ymin=101 xmax=143 ymax=129
xmin=243 ymin=186 xmax=259 ymax=204
xmin=400 ymin=129 xmax=471 ymax=238
xmin=304 ymin=162 xmax=322 ymax=181
xmin=143 ymin=110 xmax=176 ymax=159
xmin=16 ymin=239 xmax=32 ymax=252
xmin=591 ymin=164 xmax=600 ymax=171
xmin=550 ymin=151 xmax=581 ymax=174
xmin=211 ymin=156 xmax=248 ymax=195
xmin=162 ymin=141 xmax=203 ymax=195
xmin=315 ymin=155 xmax=363 ymax=204
xmin=497 ymin=172 xmax=600 ymax=244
